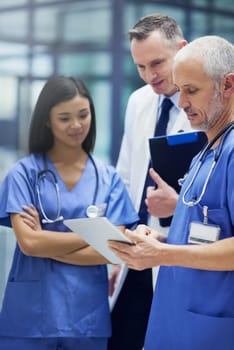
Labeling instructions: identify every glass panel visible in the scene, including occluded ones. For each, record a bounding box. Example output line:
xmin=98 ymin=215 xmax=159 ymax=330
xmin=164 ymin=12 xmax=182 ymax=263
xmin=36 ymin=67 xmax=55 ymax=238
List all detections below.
xmin=32 ymin=54 xmax=53 ymax=77
xmin=63 ymin=4 xmax=112 ymax=44
xmin=190 ymin=11 xmax=208 ymax=38
xmin=0 ymin=77 xmax=17 ymax=120
xmin=0 ymin=42 xmax=29 ymax=75
xmin=0 ymin=150 xmax=18 ymax=307
xmin=123 ymin=51 xmax=135 ymax=77
xmin=0 ymin=11 xmax=27 ymax=39
xmin=33 ymin=7 xmax=60 ymax=43
xmin=212 ymin=16 xmax=234 ymax=41
xmin=189 ymin=0 xmax=234 ymax=10
xmin=35 ymin=0 xmax=64 ymax=3
xmin=123 ymin=50 xmax=143 ymax=95
xmin=91 ymin=81 xmax=111 ymax=162
xmin=30 ymin=80 xmax=47 ymax=111
xmin=0 ymin=42 xmax=28 ymax=56
xmin=192 ymin=0 xmax=209 ymax=6
xmin=214 ymin=0 xmax=234 ymax=11
xmin=191 ymin=11 xmax=234 ymax=40
xmin=34 ymin=1 xmax=112 ymax=45
xmin=58 ymin=53 xmax=111 ymax=76
xmin=0 ymin=57 xmax=29 ymax=75
xmin=0 ymin=225 xmax=16 ymax=308
xmin=18 ymin=79 xmax=47 ymax=154
xmin=0 ymin=0 xmax=26 ymax=7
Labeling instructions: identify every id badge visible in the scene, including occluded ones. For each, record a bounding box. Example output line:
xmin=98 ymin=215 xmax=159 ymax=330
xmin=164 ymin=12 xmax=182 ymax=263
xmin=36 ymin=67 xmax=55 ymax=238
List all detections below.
xmin=188 ymin=222 xmax=220 ymax=245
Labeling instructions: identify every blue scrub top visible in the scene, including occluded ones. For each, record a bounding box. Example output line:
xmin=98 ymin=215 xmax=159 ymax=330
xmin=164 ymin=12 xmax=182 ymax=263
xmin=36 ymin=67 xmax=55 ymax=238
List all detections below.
xmin=0 ymin=154 xmax=138 ymax=338
xmin=145 ymin=131 xmax=234 ymax=350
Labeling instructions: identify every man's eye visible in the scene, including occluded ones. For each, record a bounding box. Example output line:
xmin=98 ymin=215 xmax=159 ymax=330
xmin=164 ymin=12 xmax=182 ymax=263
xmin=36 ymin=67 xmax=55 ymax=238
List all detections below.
xmin=151 ymin=61 xmax=162 ymax=67
xmin=187 ymin=88 xmax=198 ymax=94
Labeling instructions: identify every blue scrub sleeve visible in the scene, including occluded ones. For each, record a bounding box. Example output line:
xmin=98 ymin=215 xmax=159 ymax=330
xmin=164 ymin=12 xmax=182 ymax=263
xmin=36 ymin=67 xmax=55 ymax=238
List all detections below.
xmin=104 ymin=169 xmax=139 ymax=226
xmin=0 ymin=160 xmax=37 ymax=227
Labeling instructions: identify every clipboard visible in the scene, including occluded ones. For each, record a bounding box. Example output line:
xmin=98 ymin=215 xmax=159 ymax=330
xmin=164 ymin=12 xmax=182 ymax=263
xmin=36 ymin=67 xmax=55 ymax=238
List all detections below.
xmin=149 ymin=131 xmax=207 ymax=226
xmin=64 ymin=217 xmax=133 ymax=264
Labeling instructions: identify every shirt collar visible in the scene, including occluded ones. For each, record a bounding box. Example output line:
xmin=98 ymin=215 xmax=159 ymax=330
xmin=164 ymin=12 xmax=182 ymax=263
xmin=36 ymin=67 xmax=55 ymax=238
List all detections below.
xmin=158 ymin=92 xmax=180 ymax=111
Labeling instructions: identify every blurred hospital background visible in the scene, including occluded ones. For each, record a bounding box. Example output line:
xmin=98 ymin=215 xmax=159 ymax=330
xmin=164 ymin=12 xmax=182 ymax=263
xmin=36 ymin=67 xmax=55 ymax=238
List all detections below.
xmin=0 ymin=0 xmax=233 ymax=306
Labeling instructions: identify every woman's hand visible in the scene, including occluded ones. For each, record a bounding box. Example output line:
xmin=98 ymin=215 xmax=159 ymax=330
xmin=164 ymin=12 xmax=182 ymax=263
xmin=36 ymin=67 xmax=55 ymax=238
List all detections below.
xmin=20 ymin=204 xmax=42 ymax=230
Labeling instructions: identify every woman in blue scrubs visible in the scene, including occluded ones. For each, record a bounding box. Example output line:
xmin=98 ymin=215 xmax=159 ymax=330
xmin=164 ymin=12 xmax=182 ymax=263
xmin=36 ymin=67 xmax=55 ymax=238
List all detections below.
xmin=108 ymin=36 xmax=234 ymax=350
xmin=0 ymin=76 xmax=138 ymax=350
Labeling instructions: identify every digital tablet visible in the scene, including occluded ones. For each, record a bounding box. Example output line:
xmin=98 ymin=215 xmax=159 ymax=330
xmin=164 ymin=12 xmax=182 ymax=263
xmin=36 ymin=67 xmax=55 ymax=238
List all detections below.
xmin=64 ymin=217 xmax=133 ymax=264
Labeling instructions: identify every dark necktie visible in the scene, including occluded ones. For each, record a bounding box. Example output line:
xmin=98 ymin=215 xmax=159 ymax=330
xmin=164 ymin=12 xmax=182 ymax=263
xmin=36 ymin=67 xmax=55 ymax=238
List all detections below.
xmin=154 ymin=98 xmax=173 ymax=136
xmin=138 ymin=98 xmax=173 ymax=224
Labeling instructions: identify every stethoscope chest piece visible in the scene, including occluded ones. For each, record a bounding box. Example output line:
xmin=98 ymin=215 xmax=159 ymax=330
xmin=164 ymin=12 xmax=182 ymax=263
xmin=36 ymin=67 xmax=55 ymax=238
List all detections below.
xmin=86 ymin=203 xmax=107 ymax=218
xmin=86 ymin=205 xmax=99 ymax=218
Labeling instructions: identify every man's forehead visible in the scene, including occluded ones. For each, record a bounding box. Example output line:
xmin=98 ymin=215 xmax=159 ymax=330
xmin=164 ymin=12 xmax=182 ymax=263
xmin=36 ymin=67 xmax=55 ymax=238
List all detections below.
xmin=173 ymin=58 xmax=207 ymax=81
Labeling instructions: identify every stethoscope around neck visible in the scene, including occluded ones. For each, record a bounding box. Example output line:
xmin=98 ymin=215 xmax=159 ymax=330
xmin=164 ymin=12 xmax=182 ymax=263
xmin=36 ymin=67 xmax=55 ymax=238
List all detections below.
xmin=36 ymin=154 xmax=99 ymax=224
xmin=181 ymin=121 xmax=234 ymax=207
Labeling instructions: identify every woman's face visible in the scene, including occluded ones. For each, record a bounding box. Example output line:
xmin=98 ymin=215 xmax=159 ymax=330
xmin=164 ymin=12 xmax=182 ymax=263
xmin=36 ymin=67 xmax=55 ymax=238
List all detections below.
xmin=49 ymin=95 xmax=91 ymax=150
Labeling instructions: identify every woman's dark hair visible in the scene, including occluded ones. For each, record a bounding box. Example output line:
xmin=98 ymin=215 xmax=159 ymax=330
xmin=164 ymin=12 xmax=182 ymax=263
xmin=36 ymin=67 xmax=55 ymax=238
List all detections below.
xmin=28 ymin=76 xmax=96 ymax=154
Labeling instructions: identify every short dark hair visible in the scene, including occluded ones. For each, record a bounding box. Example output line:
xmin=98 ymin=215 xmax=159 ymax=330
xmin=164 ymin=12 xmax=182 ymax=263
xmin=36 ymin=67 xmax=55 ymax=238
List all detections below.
xmin=128 ymin=13 xmax=184 ymax=47
xmin=28 ymin=76 xmax=96 ymax=154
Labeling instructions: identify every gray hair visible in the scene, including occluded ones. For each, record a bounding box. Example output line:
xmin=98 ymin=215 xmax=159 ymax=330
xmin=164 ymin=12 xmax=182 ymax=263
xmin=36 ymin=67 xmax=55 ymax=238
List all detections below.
xmin=128 ymin=13 xmax=184 ymax=48
xmin=174 ymin=35 xmax=234 ymax=82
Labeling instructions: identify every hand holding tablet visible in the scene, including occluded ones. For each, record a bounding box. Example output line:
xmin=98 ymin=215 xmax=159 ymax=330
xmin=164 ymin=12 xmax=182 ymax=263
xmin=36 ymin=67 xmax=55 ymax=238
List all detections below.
xmin=64 ymin=217 xmax=133 ymax=264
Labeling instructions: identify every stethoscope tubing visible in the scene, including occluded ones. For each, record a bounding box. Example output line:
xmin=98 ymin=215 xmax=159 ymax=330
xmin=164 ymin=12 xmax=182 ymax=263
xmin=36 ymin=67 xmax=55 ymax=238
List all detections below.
xmin=36 ymin=154 xmax=99 ymax=223
xmin=182 ymin=122 xmax=234 ymax=207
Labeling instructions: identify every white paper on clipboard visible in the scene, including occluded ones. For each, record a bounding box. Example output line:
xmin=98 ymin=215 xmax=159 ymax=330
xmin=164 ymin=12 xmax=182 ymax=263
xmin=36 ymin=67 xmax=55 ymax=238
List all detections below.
xmin=109 ymin=264 xmax=129 ymax=311
xmin=63 ymin=217 xmax=133 ymax=264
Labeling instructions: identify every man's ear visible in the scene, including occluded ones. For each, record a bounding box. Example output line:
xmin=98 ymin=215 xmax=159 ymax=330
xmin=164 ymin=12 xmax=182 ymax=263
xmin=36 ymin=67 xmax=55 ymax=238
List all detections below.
xmin=178 ymin=40 xmax=188 ymax=49
xmin=223 ymin=73 xmax=234 ymax=97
